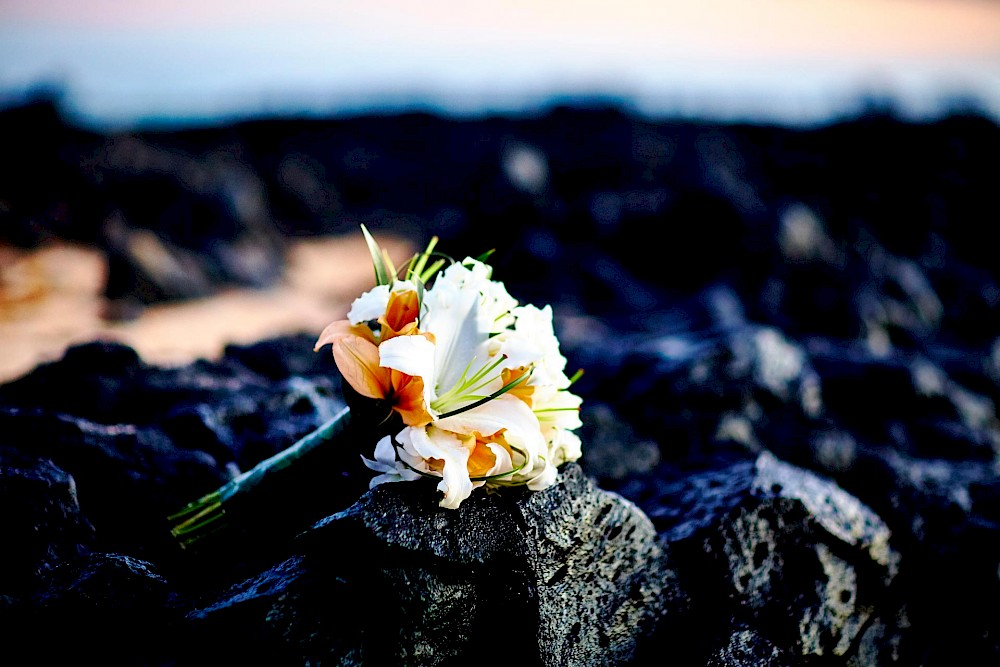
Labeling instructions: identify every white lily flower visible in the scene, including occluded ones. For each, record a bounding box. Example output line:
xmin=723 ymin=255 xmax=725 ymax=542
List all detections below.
xmin=331 ymin=228 xmax=584 ymax=509
xmin=526 ymin=461 xmax=558 ymax=491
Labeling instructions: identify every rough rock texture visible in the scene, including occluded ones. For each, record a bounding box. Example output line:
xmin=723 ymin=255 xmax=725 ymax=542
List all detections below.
xmin=1 ymin=101 xmax=999 ymax=665
xmin=623 ymin=452 xmax=899 ymax=664
xmin=0 ymin=335 xmax=934 ymax=666
xmin=188 ymin=463 xmax=669 ymax=666
xmin=0 ymin=448 xmax=94 ymax=597
xmin=704 ymin=627 xmax=788 ymax=667
xmin=24 ymin=552 xmax=187 ymax=666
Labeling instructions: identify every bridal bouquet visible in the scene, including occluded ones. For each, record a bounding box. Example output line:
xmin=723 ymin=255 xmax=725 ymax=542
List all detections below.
xmin=168 ymin=225 xmax=583 ymax=547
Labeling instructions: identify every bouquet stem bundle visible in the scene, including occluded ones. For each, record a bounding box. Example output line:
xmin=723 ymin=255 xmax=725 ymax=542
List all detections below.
xmin=168 ymin=407 xmax=353 ymax=549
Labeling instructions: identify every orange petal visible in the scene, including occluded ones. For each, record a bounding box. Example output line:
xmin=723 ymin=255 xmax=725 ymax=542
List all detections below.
xmin=387 ymin=289 xmax=420 ymax=329
xmin=314 ymin=319 xmax=354 ymax=351
xmin=316 ymin=319 xmax=378 ymax=352
xmin=332 ymin=336 xmax=390 ymax=400
xmin=502 ymin=367 xmax=535 ymax=408
xmin=467 ymin=439 xmax=499 ymax=478
xmin=380 ymin=319 xmax=422 ymax=342
xmin=389 ymin=370 xmax=433 ymax=427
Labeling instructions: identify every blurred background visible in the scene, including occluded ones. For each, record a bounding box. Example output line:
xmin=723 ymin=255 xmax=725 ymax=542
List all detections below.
xmin=1 ymin=0 xmax=999 ymax=382
xmin=3 ymin=0 xmax=999 ymax=129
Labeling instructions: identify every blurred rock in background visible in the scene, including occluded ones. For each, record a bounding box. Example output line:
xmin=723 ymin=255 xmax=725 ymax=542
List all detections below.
xmin=1 ymin=94 xmax=999 ymax=665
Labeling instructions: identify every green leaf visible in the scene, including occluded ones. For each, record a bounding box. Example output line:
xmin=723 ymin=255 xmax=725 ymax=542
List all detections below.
xmin=435 ymin=364 xmax=532 ymax=419
xmin=408 ymin=234 xmax=439 ymax=281
xmin=419 ymin=258 xmax=446 ymax=284
xmin=361 ymin=224 xmax=395 ymax=286
xmin=473 ymin=248 xmax=496 ymax=264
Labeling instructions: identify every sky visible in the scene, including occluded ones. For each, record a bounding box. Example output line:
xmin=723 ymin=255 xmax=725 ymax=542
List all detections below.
xmin=1 ymin=0 xmax=999 ymax=128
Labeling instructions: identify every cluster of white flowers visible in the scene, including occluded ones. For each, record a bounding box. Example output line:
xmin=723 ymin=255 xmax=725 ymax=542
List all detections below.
xmin=316 ymin=243 xmax=583 ymax=509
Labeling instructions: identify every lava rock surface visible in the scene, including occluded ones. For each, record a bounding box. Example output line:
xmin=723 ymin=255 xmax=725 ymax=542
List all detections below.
xmin=1 ymin=100 xmax=999 ymax=665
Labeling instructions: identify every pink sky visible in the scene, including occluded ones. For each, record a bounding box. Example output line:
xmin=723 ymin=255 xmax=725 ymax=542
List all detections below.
xmin=4 ymin=0 xmax=998 ymax=56
xmin=2 ymin=0 xmax=998 ymax=126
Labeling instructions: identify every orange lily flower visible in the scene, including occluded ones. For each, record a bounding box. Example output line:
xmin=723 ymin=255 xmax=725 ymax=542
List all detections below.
xmin=314 ymin=288 xmax=434 ymax=427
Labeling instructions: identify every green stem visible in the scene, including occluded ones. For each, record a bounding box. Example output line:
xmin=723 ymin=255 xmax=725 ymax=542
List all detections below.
xmin=168 ymin=405 xmax=353 ymax=548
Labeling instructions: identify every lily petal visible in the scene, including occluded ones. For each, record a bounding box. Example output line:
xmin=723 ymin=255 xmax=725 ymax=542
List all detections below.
xmin=347 ymin=284 xmax=392 ymax=324
xmin=435 ymin=394 xmax=546 ymax=463
xmin=422 ymin=268 xmax=486 ymax=394
xmin=332 ymin=336 xmax=390 ymax=400
xmin=526 ymin=461 xmax=558 ymax=491
xmin=346 ymin=280 xmax=420 ymax=324
xmin=404 ymin=426 xmax=474 ymax=509
xmin=378 ymin=334 xmax=437 ymax=379
xmin=381 ymin=288 xmax=421 ymax=336
xmin=313 ymin=319 xmax=354 ymax=352
xmin=362 ymin=436 xmax=423 ymax=486
xmin=535 ymin=389 xmax=583 ymax=431
xmin=481 ymin=442 xmax=514 ymax=479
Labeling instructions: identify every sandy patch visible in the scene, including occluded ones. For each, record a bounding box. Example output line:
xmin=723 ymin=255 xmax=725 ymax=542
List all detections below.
xmin=0 ymin=234 xmax=416 ymax=383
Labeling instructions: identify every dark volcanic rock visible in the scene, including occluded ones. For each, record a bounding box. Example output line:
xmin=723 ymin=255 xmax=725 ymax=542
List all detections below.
xmin=0 ymin=448 xmax=94 ymax=597
xmin=704 ymin=626 xmax=789 ymax=667
xmin=635 ymin=452 xmax=898 ymax=663
xmin=566 ymin=315 xmax=998 ymax=664
xmin=190 ymin=463 xmax=671 ymax=667
xmin=0 ymin=326 xmax=994 ymax=665
xmin=4 ymin=100 xmax=999 ymax=340
xmin=1 ymin=101 xmax=999 ymax=665
xmin=0 ymin=338 xmax=368 ymax=587
xmin=27 ymin=552 xmax=188 ymax=666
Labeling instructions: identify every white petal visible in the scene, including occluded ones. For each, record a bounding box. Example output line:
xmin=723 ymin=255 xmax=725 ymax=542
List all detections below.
xmin=526 ymin=462 xmax=558 ymax=491
xmin=547 ymin=429 xmax=582 ymax=466
xmin=472 ymin=442 xmax=514 ymax=491
xmin=347 ymin=284 xmax=391 ymax=324
xmin=373 ymin=434 xmax=399 ymax=463
xmin=484 ymin=442 xmax=514 ymax=477
xmin=467 ymin=260 xmax=518 ymax=330
xmin=423 ymin=265 xmax=489 ymax=393
xmin=362 ymin=436 xmax=424 ymax=484
xmin=406 ymin=426 xmax=474 ymax=509
xmin=346 ymin=280 xmax=420 ymax=324
xmin=378 ymin=335 xmax=436 ymax=379
xmin=368 ymin=472 xmax=403 ymax=488
xmin=378 ymin=335 xmax=438 ymax=416
xmin=509 ymin=304 xmax=571 ymax=388
xmin=361 ymin=455 xmax=398 ymax=475
xmin=494 ymin=335 xmax=542 ymax=371
xmin=435 ymin=394 xmax=546 ymax=465
xmin=536 ymin=389 xmax=583 ymax=431
xmin=393 ymin=429 xmax=431 ymax=471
